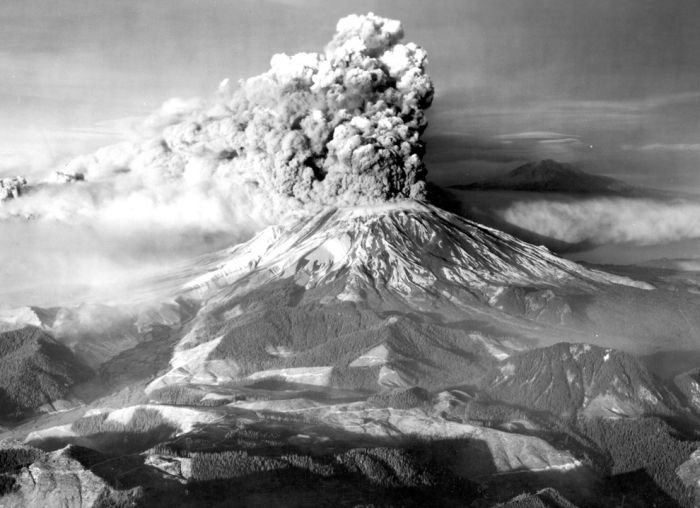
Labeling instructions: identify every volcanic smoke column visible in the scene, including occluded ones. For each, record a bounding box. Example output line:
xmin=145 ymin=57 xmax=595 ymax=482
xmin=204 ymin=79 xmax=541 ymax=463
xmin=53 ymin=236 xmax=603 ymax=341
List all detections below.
xmin=63 ymin=12 xmax=434 ymax=225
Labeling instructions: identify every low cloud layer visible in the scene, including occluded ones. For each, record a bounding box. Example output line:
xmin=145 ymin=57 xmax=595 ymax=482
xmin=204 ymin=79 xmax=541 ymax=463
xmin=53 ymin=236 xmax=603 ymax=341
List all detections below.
xmin=501 ymin=197 xmax=700 ymax=246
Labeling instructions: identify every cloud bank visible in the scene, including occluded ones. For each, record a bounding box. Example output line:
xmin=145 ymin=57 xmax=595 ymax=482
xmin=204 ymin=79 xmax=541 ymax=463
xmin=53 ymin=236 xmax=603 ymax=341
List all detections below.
xmin=1 ymin=12 xmax=433 ymax=235
xmin=501 ymin=198 xmax=700 ymax=246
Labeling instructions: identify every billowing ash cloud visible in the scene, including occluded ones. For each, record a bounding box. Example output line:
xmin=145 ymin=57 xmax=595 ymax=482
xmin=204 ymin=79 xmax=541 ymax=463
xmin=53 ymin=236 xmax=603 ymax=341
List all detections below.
xmin=501 ymin=198 xmax=700 ymax=245
xmin=0 ymin=13 xmax=433 ymax=306
xmin=2 ymin=13 xmax=433 ymax=233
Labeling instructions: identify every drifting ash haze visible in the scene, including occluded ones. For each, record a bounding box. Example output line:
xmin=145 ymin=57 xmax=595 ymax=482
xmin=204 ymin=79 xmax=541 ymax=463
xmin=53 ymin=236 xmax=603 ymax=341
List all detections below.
xmin=4 ymin=11 xmax=700 ymax=508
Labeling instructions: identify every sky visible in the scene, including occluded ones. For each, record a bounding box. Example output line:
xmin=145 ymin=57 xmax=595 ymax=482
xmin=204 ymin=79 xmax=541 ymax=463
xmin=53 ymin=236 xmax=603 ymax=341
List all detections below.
xmin=2 ymin=0 xmax=700 ymax=192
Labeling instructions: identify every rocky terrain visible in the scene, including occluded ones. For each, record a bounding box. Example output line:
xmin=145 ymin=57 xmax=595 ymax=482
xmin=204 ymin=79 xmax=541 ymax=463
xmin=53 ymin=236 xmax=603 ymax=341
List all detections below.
xmin=0 ymin=202 xmax=699 ymax=506
xmin=0 ymin=441 xmax=138 ymax=507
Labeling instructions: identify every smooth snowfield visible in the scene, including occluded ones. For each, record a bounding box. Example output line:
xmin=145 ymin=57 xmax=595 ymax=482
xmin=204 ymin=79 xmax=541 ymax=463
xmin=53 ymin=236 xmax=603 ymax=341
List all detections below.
xmin=246 ymin=366 xmax=333 ymax=386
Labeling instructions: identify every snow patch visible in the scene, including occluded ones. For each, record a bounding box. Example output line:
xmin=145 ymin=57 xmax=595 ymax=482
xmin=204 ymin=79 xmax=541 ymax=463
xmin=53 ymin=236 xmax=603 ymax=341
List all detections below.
xmin=337 ymin=287 xmax=364 ymax=302
xmin=584 ymin=393 xmax=640 ymax=418
xmin=487 ymin=286 xmax=507 ymax=306
xmin=246 ymin=366 xmax=333 ymax=386
xmin=570 ymin=344 xmax=591 ymax=361
xmin=378 ymin=365 xmax=408 ymax=387
xmin=470 ymin=332 xmax=510 ymax=360
xmin=265 ymin=345 xmax=294 ymax=358
xmin=638 ymin=386 xmax=659 ymax=405
xmin=25 ymin=424 xmax=76 ymax=443
xmin=304 ymin=234 xmax=351 ymax=267
xmin=229 ymin=398 xmax=323 ymax=412
xmin=349 ymin=344 xmax=389 ymax=367
xmin=500 ymin=363 xmax=515 ymax=377
xmin=689 ymin=380 xmax=700 ymax=408
xmin=104 ymin=404 xmax=219 ymax=433
xmin=146 ymin=336 xmax=239 ymax=393
xmin=222 ymin=305 xmax=245 ymax=321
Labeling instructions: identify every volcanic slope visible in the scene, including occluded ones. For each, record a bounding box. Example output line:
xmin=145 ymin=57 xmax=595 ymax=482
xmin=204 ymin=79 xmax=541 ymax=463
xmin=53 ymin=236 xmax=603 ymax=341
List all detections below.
xmin=145 ymin=200 xmax=700 ymax=396
xmin=481 ymin=342 xmax=681 ymax=420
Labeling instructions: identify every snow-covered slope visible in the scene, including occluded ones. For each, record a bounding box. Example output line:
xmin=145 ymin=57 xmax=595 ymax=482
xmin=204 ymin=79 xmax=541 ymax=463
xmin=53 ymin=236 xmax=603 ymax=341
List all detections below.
xmin=183 ymin=200 xmax=651 ymax=304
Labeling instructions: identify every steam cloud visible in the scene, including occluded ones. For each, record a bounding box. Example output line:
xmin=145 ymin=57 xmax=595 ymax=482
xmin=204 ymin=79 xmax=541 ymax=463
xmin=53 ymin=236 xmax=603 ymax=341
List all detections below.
xmin=1 ymin=13 xmax=433 ymax=233
xmin=501 ymin=198 xmax=700 ymax=245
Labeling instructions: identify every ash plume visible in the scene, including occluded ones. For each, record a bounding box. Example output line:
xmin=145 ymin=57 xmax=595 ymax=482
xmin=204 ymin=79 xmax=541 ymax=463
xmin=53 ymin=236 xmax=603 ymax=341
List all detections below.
xmin=2 ymin=12 xmax=433 ymax=233
xmin=0 ymin=13 xmax=433 ymax=305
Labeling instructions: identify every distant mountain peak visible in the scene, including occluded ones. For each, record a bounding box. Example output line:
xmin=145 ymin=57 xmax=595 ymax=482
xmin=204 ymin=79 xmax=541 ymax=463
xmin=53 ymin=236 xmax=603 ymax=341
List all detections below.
xmin=509 ymin=159 xmax=583 ymax=179
xmin=454 ymin=159 xmax=631 ymax=194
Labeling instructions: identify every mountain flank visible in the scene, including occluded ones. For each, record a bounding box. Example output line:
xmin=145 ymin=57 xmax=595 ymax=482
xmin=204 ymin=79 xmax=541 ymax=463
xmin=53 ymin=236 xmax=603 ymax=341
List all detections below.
xmin=0 ymin=326 xmax=92 ymax=420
